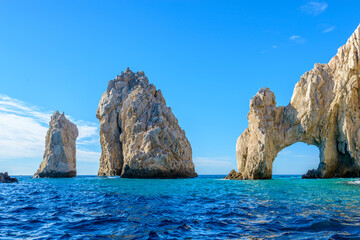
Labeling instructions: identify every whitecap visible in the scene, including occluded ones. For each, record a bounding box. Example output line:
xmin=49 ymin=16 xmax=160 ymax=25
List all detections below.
xmin=346 ymin=180 xmax=360 ymax=185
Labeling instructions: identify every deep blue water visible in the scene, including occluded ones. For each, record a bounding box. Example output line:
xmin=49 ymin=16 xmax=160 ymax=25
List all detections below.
xmin=2 ymin=175 xmax=360 ymax=239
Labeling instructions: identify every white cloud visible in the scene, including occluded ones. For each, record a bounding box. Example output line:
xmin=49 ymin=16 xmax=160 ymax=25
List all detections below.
xmin=77 ymin=149 xmax=101 ymax=163
xmin=289 ymin=35 xmax=300 ymax=40
xmin=0 ymin=112 xmax=47 ymax=159
xmin=0 ymin=94 xmax=51 ymax=124
xmin=272 ymin=45 xmax=278 ymax=49
xmin=289 ymin=35 xmax=306 ymax=43
xmin=300 ymin=1 xmax=328 ymax=16
xmin=71 ymin=119 xmax=99 ymax=146
xmin=322 ymin=25 xmax=335 ymax=33
xmin=317 ymin=24 xmax=335 ymax=34
xmin=0 ymin=94 xmax=100 ymax=162
xmin=77 ymin=123 xmax=98 ymax=141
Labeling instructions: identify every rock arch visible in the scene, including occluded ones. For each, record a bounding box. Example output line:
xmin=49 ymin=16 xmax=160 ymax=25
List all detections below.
xmin=234 ymin=25 xmax=360 ymax=179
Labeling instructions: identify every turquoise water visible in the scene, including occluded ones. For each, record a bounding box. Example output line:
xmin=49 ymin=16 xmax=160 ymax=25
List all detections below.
xmin=1 ymin=175 xmax=360 ymax=239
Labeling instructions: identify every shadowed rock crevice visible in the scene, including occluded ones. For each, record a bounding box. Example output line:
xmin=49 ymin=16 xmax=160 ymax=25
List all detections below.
xmin=97 ymin=68 xmax=197 ymax=178
xmin=229 ymin=25 xmax=360 ymax=180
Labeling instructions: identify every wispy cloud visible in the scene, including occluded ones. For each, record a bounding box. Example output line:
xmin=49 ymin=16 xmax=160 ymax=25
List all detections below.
xmin=193 ymin=156 xmax=236 ymax=175
xmin=70 ymin=119 xmax=99 ymax=146
xmin=300 ymin=1 xmax=328 ymax=16
xmin=77 ymin=149 xmax=101 ymax=163
xmin=0 ymin=94 xmax=100 ymax=162
xmin=0 ymin=112 xmax=47 ymax=159
xmin=322 ymin=25 xmax=335 ymax=33
xmin=0 ymin=95 xmax=51 ymax=124
xmin=317 ymin=23 xmax=335 ymax=34
xmin=289 ymin=35 xmax=300 ymax=40
xmin=289 ymin=35 xmax=306 ymax=43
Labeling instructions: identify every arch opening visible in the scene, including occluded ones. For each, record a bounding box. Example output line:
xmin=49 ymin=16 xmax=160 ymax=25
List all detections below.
xmin=272 ymin=142 xmax=319 ymax=176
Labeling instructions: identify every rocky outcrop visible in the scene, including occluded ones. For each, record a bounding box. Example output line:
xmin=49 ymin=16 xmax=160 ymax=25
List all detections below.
xmin=302 ymin=169 xmax=320 ymax=179
xmin=233 ymin=24 xmax=360 ymax=180
xmin=96 ymin=68 xmax=197 ymax=178
xmin=34 ymin=111 xmax=78 ymax=178
xmin=224 ymin=169 xmax=243 ymax=180
xmin=0 ymin=172 xmax=18 ymax=183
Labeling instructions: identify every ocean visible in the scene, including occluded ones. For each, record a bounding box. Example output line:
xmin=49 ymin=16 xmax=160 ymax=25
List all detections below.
xmin=1 ymin=175 xmax=360 ymax=239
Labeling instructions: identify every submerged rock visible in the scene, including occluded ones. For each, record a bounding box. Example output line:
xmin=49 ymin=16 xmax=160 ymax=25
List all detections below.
xmin=233 ymin=24 xmax=360 ymax=180
xmin=0 ymin=172 xmax=18 ymax=183
xmin=34 ymin=111 xmax=78 ymax=178
xmin=96 ymin=68 xmax=197 ymax=178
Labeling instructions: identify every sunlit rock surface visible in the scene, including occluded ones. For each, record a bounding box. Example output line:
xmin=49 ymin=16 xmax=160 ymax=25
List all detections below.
xmin=96 ymin=68 xmax=197 ymax=178
xmin=34 ymin=111 xmax=78 ymax=178
xmin=230 ymin=25 xmax=360 ymax=180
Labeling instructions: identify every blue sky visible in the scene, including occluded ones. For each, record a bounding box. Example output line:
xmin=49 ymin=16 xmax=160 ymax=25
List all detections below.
xmin=0 ymin=0 xmax=359 ymax=175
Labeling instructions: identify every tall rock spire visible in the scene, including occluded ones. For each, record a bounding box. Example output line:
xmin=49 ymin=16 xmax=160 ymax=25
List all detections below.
xmin=34 ymin=111 xmax=78 ymax=178
xmin=96 ymin=69 xmax=197 ymax=178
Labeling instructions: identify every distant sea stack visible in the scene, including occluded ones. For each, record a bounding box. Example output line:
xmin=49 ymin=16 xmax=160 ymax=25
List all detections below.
xmin=34 ymin=111 xmax=78 ymax=178
xmin=0 ymin=172 xmax=18 ymax=183
xmin=96 ymin=68 xmax=197 ymax=178
xmin=227 ymin=24 xmax=360 ymax=180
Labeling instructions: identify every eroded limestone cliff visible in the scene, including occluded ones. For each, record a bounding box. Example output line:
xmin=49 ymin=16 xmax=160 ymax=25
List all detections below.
xmin=96 ymin=68 xmax=197 ymax=178
xmin=230 ymin=25 xmax=360 ymax=180
xmin=34 ymin=111 xmax=78 ymax=178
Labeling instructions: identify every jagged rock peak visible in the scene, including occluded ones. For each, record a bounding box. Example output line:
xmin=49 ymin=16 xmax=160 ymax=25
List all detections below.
xmin=229 ymin=24 xmax=360 ymax=180
xmin=34 ymin=111 xmax=78 ymax=178
xmin=97 ymin=68 xmax=197 ymax=178
xmin=329 ymin=24 xmax=360 ymax=71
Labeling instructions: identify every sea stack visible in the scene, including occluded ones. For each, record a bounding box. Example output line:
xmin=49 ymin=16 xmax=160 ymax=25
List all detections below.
xmin=227 ymin=24 xmax=360 ymax=180
xmin=96 ymin=68 xmax=197 ymax=178
xmin=0 ymin=172 xmax=18 ymax=183
xmin=34 ymin=111 xmax=78 ymax=178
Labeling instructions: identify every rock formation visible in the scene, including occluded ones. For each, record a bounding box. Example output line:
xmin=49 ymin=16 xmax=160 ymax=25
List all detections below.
xmin=34 ymin=111 xmax=78 ymax=178
xmin=231 ymin=24 xmax=360 ymax=180
xmin=96 ymin=68 xmax=197 ymax=178
xmin=0 ymin=172 xmax=18 ymax=183
xmin=224 ymin=169 xmax=243 ymax=180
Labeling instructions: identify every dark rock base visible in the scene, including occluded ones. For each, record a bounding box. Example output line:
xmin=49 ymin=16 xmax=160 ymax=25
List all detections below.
xmin=104 ymin=166 xmax=198 ymax=179
xmin=0 ymin=172 xmax=18 ymax=183
xmin=33 ymin=170 xmax=76 ymax=178
xmin=302 ymin=169 xmax=321 ymax=179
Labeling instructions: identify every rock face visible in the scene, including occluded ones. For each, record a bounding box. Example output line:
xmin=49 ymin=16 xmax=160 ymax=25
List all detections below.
xmin=34 ymin=111 xmax=78 ymax=178
xmin=0 ymin=172 xmax=18 ymax=183
xmin=233 ymin=25 xmax=360 ymax=180
xmin=96 ymin=68 xmax=197 ymax=178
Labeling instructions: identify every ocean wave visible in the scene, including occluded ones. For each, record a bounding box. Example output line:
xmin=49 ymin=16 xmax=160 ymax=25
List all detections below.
xmin=1 ymin=176 xmax=360 ymax=239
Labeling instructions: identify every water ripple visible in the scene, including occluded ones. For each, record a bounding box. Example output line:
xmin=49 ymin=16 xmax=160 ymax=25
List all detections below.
xmin=0 ymin=176 xmax=360 ymax=239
